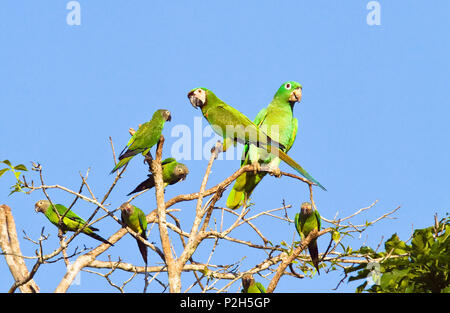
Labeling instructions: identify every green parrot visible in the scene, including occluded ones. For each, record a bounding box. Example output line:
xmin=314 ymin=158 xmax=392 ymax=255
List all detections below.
xmin=119 ymin=202 xmax=148 ymax=264
xmin=227 ymin=81 xmax=302 ymax=209
xmin=241 ymin=273 xmax=266 ymax=293
xmin=35 ymin=200 xmax=113 ymax=245
xmin=110 ymin=109 xmax=172 ymax=174
xmin=187 ymin=87 xmax=326 ymax=191
xmin=294 ymin=202 xmax=321 ymax=274
xmin=127 ymin=158 xmax=189 ymax=196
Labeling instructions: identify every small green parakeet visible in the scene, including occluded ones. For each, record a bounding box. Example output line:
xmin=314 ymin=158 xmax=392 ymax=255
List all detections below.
xmin=294 ymin=202 xmax=321 ymax=274
xmin=241 ymin=273 xmax=266 ymax=293
xmin=110 ymin=109 xmax=172 ymax=174
xmin=127 ymin=158 xmax=189 ymax=196
xmin=119 ymin=202 xmax=148 ymax=264
xmin=187 ymin=87 xmax=325 ymax=191
xmin=227 ymin=81 xmax=301 ymax=209
xmin=35 ymin=200 xmax=113 ymax=245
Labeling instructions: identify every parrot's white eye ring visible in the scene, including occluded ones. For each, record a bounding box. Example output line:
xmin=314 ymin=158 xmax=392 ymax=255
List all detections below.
xmin=285 ymin=83 xmax=291 ymax=90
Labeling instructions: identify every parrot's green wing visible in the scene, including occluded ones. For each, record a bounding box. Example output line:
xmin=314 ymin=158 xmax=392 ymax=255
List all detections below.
xmin=137 ymin=208 xmax=148 ymax=237
xmin=191 ymin=87 xmax=325 ymax=190
xmin=53 ymin=204 xmax=92 ymax=227
xmin=286 ymin=118 xmax=298 ymax=152
xmin=255 ymin=282 xmax=266 ymax=293
xmin=135 ymin=207 xmax=148 ymax=264
xmin=127 ymin=159 xmax=188 ymax=196
xmin=53 ymin=204 xmax=79 ymax=219
xmin=254 ymin=107 xmax=268 ymax=126
xmin=294 ymin=212 xmax=303 ymax=238
xmin=121 ymin=205 xmax=148 ymax=263
xmin=240 ymin=107 xmax=267 ymax=166
xmin=161 ymin=157 xmax=177 ymax=165
xmin=314 ymin=208 xmax=321 ymax=231
xmin=246 ymin=282 xmax=266 ymax=293
xmin=216 ymin=102 xmax=324 ymax=190
xmin=111 ymin=110 xmax=170 ymax=174
xmin=206 ymin=104 xmax=286 ymax=151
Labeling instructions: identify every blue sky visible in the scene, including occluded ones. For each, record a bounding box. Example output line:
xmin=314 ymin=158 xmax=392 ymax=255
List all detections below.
xmin=0 ymin=1 xmax=449 ymax=293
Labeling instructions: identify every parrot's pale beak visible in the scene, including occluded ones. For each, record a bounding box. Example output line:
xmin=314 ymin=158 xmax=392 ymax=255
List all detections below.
xmin=188 ymin=90 xmax=205 ymax=109
xmin=34 ymin=205 xmax=40 ymax=213
xmin=289 ymin=88 xmax=302 ymax=103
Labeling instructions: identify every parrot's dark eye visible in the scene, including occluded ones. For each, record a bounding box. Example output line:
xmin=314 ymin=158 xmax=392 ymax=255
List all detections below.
xmin=285 ymin=83 xmax=291 ymax=90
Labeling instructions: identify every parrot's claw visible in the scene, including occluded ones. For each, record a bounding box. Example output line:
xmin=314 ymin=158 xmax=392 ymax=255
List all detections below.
xmin=251 ymin=161 xmax=261 ymax=174
xmin=270 ymin=168 xmax=282 ymax=178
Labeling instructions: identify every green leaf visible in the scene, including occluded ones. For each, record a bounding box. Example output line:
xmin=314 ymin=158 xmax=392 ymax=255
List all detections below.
xmin=1 ymin=160 xmax=12 ymax=167
xmin=0 ymin=168 xmax=8 ymax=178
xmin=13 ymin=164 xmax=28 ymax=171
xmin=332 ymin=231 xmax=340 ymax=243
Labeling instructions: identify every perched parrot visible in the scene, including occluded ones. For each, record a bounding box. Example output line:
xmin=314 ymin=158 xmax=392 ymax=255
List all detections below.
xmin=294 ymin=202 xmax=321 ymax=274
xmin=127 ymin=158 xmax=189 ymax=196
xmin=227 ymin=81 xmax=302 ymax=209
xmin=110 ymin=109 xmax=172 ymax=174
xmin=119 ymin=202 xmax=148 ymax=264
xmin=35 ymin=200 xmax=113 ymax=245
xmin=241 ymin=273 xmax=266 ymax=293
xmin=187 ymin=87 xmax=326 ymax=191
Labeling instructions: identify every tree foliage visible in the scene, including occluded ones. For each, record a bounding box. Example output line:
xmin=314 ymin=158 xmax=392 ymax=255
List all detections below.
xmin=348 ymin=214 xmax=450 ymax=293
xmin=0 ymin=160 xmax=28 ymax=195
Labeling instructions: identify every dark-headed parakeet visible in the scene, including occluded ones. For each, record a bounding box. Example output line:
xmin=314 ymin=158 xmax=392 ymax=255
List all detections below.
xmin=187 ymin=87 xmax=325 ymax=191
xmin=294 ymin=202 xmax=321 ymax=274
xmin=111 ymin=109 xmax=171 ymax=174
xmin=119 ymin=202 xmax=148 ymax=264
xmin=227 ymin=81 xmax=301 ymax=209
xmin=127 ymin=158 xmax=189 ymax=196
xmin=241 ymin=273 xmax=266 ymax=293
xmin=35 ymin=200 xmax=113 ymax=245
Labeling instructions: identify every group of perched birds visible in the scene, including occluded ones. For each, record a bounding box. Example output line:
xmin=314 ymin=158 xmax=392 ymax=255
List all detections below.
xmin=34 ymin=81 xmax=325 ymax=292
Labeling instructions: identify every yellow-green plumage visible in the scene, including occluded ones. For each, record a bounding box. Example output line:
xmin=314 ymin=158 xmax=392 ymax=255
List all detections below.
xmin=241 ymin=274 xmax=266 ymax=293
xmin=188 ymin=86 xmax=326 ymax=198
xmin=34 ymin=200 xmax=113 ymax=245
xmin=120 ymin=203 xmax=148 ymax=264
xmin=127 ymin=158 xmax=189 ymax=196
xmin=227 ymin=81 xmax=300 ymax=209
xmin=111 ymin=109 xmax=171 ymax=174
xmin=294 ymin=202 xmax=321 ymax=274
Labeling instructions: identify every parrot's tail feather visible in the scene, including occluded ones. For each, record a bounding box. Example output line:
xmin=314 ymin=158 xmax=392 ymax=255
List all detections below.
xmin=277 ymin=149 xmax=327 ymax=191
xmin=118 ymin=148 xmax=139 ymax=161
xmin=308 ymin=240 xmax=320 ymax=275
xmin=136 ymin=237 xmax=148 ymax=265
xmin=127 ymin=177 xmax=155 ymax=196
xmin=110 ymin=148 xmax=140 ymax=174
xmin=226 ymin=189 xmax=246 ymax=210
xmin=226 ymin=170 xmax=265 ymax=210
xmin=88 ymin=232 xmax=114 ymax=246
xmin=110 ymin=155 xmax=133 ymax=174
xmin=265 ymin=137 xmax=286 ymax=152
